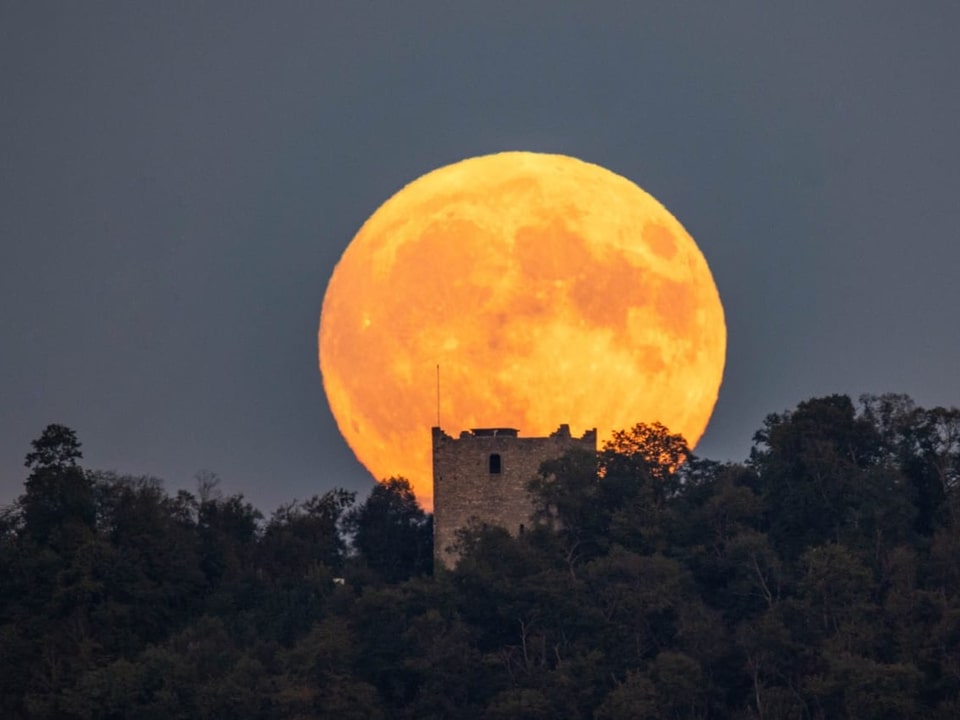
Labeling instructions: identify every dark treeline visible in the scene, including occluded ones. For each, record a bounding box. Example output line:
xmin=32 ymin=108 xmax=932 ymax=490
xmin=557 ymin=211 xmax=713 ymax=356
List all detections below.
xmin=1 ymin=393 xmax=959 ymax=719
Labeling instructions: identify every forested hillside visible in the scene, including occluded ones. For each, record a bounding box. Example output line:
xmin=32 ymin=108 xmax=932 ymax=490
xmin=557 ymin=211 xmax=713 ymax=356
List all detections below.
xmin=1 ymin=393 xmax=959 ymax=719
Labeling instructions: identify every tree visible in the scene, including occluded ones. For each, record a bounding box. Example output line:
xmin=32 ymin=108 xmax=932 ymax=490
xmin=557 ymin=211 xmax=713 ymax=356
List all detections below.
xmin=260 ymin=489 xmax=356 ymax=577
xmin=529 ymin=448 xmax=605 ymax=572
xmin=901 ymin=406 xmax=960 ymax=527
xmin=344 ymin=477 xmax=433 ymax=583
xmin=861 ymin=394 xmax=955 ymax=535
xmin=602 ymin=421 xmax=690 ymax=487
xmin=196 ymin=488 xmax=261 ymax=592
xmin=601 ymin=423 xmax=691 ymax=555
xmin=24 ymin=423 xmax=83 ymax=471
xmin=749 ymin=395 xmax=886 ymax=560
xmin=796 ymin=543 xmax=881 ymax=655
xmin=91 ymin=472 xmax=206 ymax=649
xmin=595 ymin=670 xmax=659 ymax=720
xmin=21 ymin=424 xmax=95 ymax=549
xmin=529 ymin=423 xmax=691 ymax=566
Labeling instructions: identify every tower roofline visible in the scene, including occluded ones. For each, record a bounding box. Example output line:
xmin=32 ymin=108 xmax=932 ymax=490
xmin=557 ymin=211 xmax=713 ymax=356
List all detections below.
xmin=432 ymin=424 xmax=596 ymax=442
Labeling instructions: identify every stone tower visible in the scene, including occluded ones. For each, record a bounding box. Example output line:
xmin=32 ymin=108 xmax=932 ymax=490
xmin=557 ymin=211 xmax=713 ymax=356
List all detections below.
xmin=432 ymin=424 xmax=597 ymax=568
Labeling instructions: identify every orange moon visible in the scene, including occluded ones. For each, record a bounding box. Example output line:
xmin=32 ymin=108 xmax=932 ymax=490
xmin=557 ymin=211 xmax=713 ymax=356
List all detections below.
xmin=319 ymin=152 xmax=725 ymax=509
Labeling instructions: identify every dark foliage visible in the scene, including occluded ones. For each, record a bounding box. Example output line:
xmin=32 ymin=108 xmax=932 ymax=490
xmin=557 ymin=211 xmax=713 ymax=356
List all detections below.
xmin=2 ymin=397 xmax=959 ymax=718
xmin=344 ymin=477 xmax=433 ymax=584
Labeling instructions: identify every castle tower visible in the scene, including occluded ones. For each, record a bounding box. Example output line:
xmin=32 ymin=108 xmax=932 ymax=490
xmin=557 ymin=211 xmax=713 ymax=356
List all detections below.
xmin=432 ymin=424 xmax=597 ymax=568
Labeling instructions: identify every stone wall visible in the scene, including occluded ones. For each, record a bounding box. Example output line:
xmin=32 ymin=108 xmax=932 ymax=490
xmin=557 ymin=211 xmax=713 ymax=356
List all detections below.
xmin=432 ymin=424 xmax=596 ymax=568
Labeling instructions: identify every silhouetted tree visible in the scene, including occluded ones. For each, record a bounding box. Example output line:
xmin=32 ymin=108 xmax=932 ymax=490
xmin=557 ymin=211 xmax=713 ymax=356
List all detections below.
xmin=344 ymin=477 xmax=432 ymax=583
xmin=749 ymin=395 xmax=888 ymax=559
xmin=21 ymin=424 xmax=95 ymax=548
xmin=260 ymin=489 xmax=355 ymax=577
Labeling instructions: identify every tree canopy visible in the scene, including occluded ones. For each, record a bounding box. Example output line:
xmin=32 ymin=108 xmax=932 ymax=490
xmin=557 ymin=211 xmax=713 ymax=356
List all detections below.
xmin=2 ymin=395 xmax=959 ymax=718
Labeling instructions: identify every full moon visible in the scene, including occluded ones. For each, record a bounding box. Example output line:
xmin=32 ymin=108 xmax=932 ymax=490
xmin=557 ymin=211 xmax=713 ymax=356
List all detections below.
xmin=319 ymin=152 xmax=725 ymax=508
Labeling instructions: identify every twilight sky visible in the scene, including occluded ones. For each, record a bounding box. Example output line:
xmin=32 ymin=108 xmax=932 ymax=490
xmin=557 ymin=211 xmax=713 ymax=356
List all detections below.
xmin=2 ymin=2 xmax=959 ymax=512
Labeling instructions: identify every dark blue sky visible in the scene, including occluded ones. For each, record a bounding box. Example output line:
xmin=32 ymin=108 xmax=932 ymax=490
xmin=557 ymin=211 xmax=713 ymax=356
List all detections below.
xmin=2 ymin=2 xmax=959 ymax=512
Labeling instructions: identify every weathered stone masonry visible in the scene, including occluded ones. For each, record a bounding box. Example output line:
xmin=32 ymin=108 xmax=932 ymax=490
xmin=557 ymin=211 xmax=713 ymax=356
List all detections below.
xmin=432 ymin=424 xmax=597 ymax=568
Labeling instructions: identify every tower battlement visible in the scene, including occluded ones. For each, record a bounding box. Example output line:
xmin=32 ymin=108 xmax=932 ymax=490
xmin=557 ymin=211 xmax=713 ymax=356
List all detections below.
xmin=432 ymin=424 xmax=596 ymax=567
